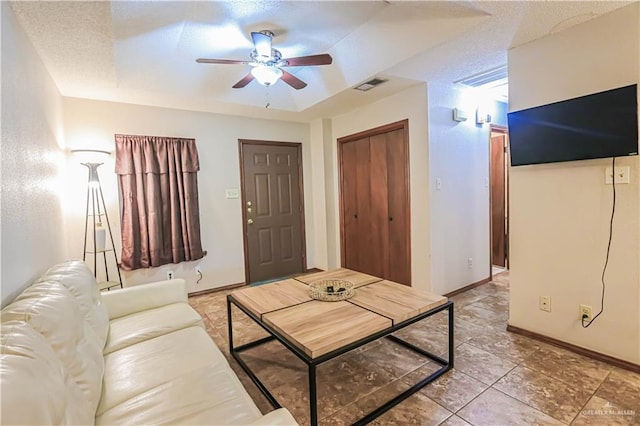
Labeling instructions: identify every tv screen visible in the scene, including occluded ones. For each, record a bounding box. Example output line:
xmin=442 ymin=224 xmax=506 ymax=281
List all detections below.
xmin=508 ymin=84 xmax=638 ymax=166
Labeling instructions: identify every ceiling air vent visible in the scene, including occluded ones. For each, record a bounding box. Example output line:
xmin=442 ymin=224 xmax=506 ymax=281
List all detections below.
xmin=455 ymin=65 xmax=507 ymax=88
xmin=354 ymin=77 xmax=388 ymax=92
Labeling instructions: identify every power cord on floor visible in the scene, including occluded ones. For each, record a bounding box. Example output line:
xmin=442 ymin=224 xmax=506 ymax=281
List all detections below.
xmin=196 ymin=270 xmax=203 ymax=285
xmin=582 ymin=157 xmax=616 ymax=328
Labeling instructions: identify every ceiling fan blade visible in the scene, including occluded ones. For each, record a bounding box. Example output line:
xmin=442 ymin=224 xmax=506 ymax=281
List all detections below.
xmin=232 ymin=73 xmax=255 ymax=89
xmin=282 ymin=54 xmax=333 ymax=67
xmin=280 ymin=70 xmax=307 ymax=90
xmin=196 ymin=58 xmax=250 ymax=65
xmin=251 ymin=31 xmax=272 ymax=58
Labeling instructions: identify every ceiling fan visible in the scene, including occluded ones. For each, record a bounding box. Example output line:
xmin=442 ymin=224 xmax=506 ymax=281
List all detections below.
xmin=196 ymin=30 xmax=332 ymax=90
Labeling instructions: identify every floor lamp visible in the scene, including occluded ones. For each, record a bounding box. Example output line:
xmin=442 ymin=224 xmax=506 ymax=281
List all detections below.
xmin=73 ymin=149 xmax=123 ymax=290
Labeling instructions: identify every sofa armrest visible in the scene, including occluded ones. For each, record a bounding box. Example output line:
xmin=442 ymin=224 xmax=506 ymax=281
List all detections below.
xmin=247 ymin=409 xmax=298 ymax=425
xmin=101 ymin=279 xmax=188 ymax=320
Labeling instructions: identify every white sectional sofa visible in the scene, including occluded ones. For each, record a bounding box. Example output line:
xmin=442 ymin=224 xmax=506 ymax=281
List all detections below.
xmin=1 ymin=260 xmax=297 ymax=425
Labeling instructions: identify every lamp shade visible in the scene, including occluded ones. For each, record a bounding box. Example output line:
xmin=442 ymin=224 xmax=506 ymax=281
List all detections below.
xmin=251 ymin=65 xmax=282 ymax=86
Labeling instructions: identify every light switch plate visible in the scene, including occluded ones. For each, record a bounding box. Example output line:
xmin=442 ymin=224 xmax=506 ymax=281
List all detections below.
xmin=605 ymin=166 xmax=630 ymax=184
xmin=225 ymin=188 xmax=240 ymax=199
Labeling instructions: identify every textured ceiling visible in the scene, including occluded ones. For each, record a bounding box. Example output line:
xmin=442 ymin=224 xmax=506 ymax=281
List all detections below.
xmin=10 ymin=1 xmax=633 ymax=122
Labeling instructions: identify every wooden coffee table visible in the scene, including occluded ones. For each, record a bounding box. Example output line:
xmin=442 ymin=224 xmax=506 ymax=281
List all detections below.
xmin=227 ymin=269 xmax=453 ymax=425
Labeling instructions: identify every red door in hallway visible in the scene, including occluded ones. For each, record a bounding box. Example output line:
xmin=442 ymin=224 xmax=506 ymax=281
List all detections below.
xmin=239 ymin=140 xmax=306 ymax=284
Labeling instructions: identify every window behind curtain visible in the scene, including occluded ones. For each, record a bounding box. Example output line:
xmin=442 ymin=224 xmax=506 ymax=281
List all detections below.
xmin=115 ymin=134 xmax=206 ymax=270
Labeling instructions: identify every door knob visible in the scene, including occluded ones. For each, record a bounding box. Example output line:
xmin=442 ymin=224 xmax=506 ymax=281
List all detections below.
xmin=246 ymin=201 xmax=252 ymax=207
xmin=247 ymin=207 xmax=252 ymax=213
xmin=247 ymin=219 xmax=254 ymax=225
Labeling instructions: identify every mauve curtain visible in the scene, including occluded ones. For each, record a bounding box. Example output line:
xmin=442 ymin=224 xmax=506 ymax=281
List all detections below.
xmin=115 ymin=134 xmax=206 ymax=270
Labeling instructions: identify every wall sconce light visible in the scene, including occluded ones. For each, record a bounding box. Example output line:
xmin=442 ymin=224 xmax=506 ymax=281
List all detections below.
xmin=476 ymin=108 xmax=492 ymax=125
xmin=452 ymin=108 xmax=468 ymax=122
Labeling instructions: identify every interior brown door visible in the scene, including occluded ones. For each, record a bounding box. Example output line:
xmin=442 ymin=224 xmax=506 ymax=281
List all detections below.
xmin=239 ymin=140 xmax=305 ymax=284
xmin=338 ymin=120 xmax=411 ymax=285
xmin=490 ymin=132 xmax=507 ymax=268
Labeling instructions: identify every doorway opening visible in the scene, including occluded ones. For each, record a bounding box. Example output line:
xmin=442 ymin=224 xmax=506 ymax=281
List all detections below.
xmin=489 ymin=125 xmax=509 ymax=278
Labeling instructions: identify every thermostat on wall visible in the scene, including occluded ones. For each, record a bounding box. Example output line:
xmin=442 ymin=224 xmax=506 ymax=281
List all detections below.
xmin=452 ymin=108 xmax=468 ymax=122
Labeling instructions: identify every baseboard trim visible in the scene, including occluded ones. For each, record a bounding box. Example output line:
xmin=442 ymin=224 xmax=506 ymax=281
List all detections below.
xmin=444 ymin=277 xmax=491 ymax=298
xmin=189 ymin=281 xmax=245 ymax=297
xmin=507 ymin=325 xmax=640 ymax=373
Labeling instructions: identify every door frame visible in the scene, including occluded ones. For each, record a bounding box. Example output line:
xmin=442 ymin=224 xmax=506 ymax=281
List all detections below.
xmin=238 ymin=139 xmax=307 ymax=284
xmin=488 ymin=124 xmax=509 ymax=280
xmin=336 ymin=119 xmax=411 ymax=279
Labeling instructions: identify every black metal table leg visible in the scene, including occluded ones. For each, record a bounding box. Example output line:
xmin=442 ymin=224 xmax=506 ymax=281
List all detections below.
xmin=309 ymin=363 xmax=318 ymax=425
xmin=227 ymin=298 xmax=234 ymax=352
xmin=448 ymin=302 xmax=455 ymax=369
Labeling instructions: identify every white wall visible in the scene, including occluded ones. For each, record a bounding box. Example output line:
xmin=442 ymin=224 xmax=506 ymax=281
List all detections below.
xmin=1 ymin=3 xmax=68 ymax=307
xmin=428 ymin=82 xmax=491 ymax=295
xmin=63 ymin=98 xmax=314 ymax=293
xmin=508 ymin=3 xmax=640 ymax=364
xmin=309 ymin=118 xmax=329 ymax=270
xmin=330 ymin=84 xmax=432 ymax=290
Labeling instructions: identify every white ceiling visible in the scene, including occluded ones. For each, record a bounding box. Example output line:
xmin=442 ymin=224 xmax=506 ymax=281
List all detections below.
xmin=10 ymin=1 xmax=633 ymax=122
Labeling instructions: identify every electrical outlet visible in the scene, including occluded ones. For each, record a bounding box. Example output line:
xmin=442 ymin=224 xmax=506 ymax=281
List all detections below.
xmin=195 ymin=265 xmax=202 ymax=275
xmin=580 ymin=304 xmax=593 ymax=322
xmin=467 ymin=258 xmax=473 ymax=269
xmin=166 ymin=270 xmax=174 ymax=280
xmin=605 ymin=166 xmax=630 ymax=184
xmin=539 ymin=296 xmax=551 ymax=312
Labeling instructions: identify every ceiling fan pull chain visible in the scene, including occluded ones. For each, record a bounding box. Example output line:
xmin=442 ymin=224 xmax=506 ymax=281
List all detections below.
xmin=265 ymin=86 xmax=270 ymax=109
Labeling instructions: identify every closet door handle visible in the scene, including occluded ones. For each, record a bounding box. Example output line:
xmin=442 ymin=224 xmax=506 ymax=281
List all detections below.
xmin=389 ymin=217 xmax=393 ymax=221
xmin=354 ymin=214 xmax=358 ymax=219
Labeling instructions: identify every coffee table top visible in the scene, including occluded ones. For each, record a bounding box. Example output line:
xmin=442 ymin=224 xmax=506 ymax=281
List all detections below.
xmin=231 ymin=279 xmax=311 ymax=318
xmin=230 ymin=269 xmax=448 ymax=359
xmin=349 ymin=280 xmax=447 ymax=325
xmin=294 ymin=268 xmax=382 ymax=288
xmin=263 ymin=301 xmax=392 ymax=358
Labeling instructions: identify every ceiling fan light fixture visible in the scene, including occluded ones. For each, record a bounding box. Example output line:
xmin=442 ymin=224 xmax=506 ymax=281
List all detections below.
xmin=251 ymin=65 xmax=282 ymax=86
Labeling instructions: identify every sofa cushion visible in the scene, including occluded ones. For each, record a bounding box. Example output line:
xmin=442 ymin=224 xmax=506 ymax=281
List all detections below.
xmin=37 ymin=260 xmax=109 ymax=346
xmin=0 ymin=321 xmax=94 ymax=425
xmin=103 ymin=302 xmax=204 ymax=355
xmin=98 ymin=326 xmax=263 ymax=424
xmin=96 ymin=362 xmax=264 ymax=425
xmin=1 ymin=281 xmax=105 ymax=413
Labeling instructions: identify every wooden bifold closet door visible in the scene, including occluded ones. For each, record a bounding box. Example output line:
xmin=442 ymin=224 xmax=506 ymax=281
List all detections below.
xmin=339 ymin=120 xmax=411 ymax=285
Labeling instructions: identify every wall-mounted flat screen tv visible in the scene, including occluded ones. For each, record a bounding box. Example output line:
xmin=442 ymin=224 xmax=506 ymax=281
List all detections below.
xmin=508 ymin=84 xmax=638 ymax=166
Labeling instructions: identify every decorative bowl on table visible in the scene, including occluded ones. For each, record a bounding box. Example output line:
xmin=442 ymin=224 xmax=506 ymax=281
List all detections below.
xmin=308 ymin=279 xmax=355 ymax=302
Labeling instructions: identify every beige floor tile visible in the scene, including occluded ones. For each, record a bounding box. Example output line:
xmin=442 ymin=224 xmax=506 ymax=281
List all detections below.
xmin=453 ymin=342 xmax=517 ymax=385
xmin=595 ymin=367 xmax=640 ymax=413
xmin=456 ymin=304 xmax=508 ymax=327
xmin=457 ymin=388 xmax=563 ymax=426
xmin=572 ymin=395 xmax=638 ymax=425
xmin=358 ymin=338 xmax=431 ymax=378
xmin=413 ymin=369 xmax=488 ymax=412
xmin=493 ymin=365 xmax=593 ymax=423
xmin=466 ymin=330 xmax=540 ymax=363
xmin=364 ymin=381 xmax=452 ymax=426
xmin=391 ymin=326 xmax=453 ymax=358
xmin=522 ymin=344 xmax=612 ymax=392
xmin=439 ymin=414 xmax=472 ymax=426
xmin=472 ymin=294 xmax=509 ymax=312
xmin=449 ymin=291 xmax=490 ymax=307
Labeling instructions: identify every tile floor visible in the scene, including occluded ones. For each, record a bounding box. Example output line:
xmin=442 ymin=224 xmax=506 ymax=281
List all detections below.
xmin=188 ymin=272 xmax=640 ymax=425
